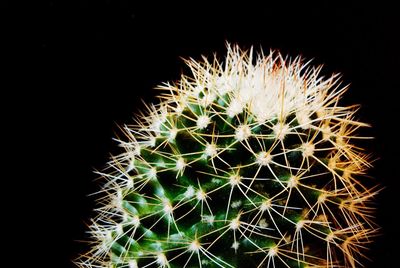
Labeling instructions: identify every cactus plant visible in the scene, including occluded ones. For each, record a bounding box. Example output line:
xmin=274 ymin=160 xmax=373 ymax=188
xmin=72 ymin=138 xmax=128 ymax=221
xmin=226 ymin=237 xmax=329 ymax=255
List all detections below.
xmin=78 ymin=44 xmax=379 ymax=268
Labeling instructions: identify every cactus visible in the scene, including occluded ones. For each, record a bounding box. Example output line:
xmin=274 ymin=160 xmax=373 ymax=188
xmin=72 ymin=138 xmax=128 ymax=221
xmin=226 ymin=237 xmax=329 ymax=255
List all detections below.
xmin=78 ymin=44 xmax=379 ymax=268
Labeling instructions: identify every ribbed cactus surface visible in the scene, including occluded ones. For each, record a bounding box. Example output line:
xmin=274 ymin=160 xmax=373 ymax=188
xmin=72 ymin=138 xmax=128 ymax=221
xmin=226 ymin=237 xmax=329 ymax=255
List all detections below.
xmin=78 ymin=45 xmax=378 ymax=268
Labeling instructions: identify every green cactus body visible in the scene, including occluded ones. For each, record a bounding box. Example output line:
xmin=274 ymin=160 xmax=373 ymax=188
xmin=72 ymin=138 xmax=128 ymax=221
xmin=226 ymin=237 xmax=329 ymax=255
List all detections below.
xmin=78 ymin=45 xmax=378 ymax=268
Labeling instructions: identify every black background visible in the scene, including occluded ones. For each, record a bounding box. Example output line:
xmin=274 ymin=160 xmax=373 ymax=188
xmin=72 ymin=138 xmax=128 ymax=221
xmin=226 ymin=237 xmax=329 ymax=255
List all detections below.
xmin=5 ymin=1 xmax=399 ymax=267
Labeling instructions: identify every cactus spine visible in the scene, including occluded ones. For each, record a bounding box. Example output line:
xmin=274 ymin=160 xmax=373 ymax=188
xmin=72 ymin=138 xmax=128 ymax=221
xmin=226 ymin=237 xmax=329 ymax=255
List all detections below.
xmin=78 ymin=45 xmax=379 ymax=268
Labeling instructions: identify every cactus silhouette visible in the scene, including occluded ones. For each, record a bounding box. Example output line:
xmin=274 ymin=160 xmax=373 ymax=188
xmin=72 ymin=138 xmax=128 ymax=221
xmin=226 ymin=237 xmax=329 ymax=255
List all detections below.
xmin=78 ymin=44 xmax=379 ymax=268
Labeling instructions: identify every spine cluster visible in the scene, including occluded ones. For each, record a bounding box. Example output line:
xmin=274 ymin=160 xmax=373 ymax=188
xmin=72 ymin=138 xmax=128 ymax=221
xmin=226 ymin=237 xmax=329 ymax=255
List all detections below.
xmin=78 ymin=45 xmax=378 ymax=268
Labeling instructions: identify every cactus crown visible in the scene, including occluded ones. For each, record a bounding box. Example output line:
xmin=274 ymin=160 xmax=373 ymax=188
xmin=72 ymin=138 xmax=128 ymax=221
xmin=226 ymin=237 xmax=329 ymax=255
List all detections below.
xmin=78 ymin=44 xmax=378 ymax=268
